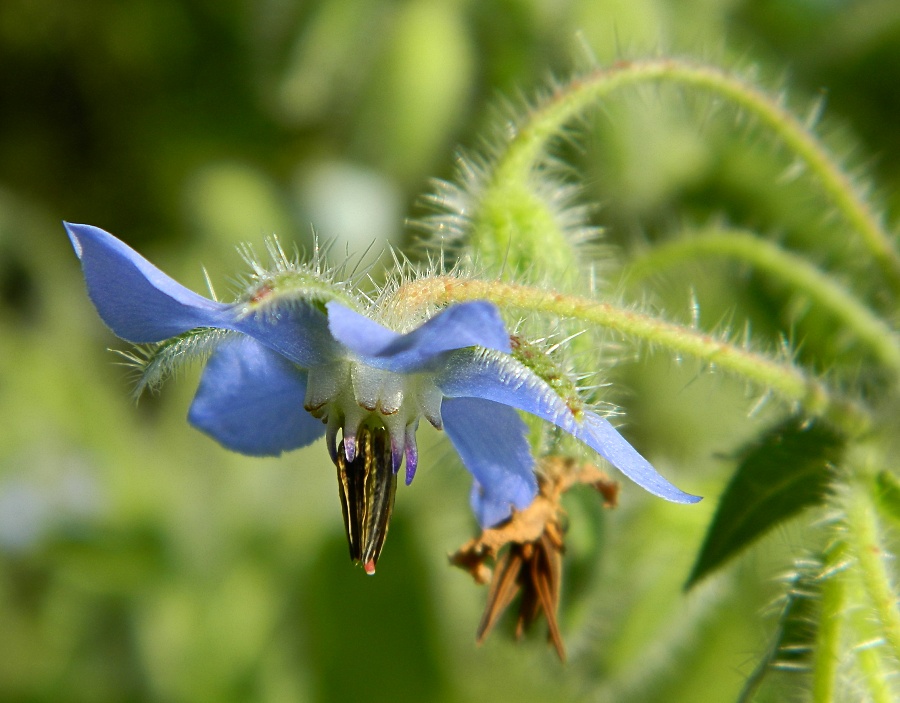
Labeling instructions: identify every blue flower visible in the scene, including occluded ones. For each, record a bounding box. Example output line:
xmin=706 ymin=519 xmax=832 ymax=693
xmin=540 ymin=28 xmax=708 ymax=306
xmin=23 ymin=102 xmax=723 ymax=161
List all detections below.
xmin=66 ymin=222 xmax=699 ymax=569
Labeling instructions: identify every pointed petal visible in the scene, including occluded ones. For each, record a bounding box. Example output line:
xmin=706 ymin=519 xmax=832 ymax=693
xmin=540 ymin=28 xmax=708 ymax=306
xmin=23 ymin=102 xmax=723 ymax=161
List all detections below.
xmin=66 ymin=222 xmax=232 ymax=342
xmin=441 ymin=397 xmax=538 ymax=527
xmin=66 ymin=222 xmax=337 ymax=367
xmin=188 ymin=336 xmax=324 ymax=456
xmin=438 ymin=350 xmax=701 ymax=504
xmin=326 ymin=300 xmax=511 ymax=372
xmin=577 ymin=412 xmax=702 ymax=504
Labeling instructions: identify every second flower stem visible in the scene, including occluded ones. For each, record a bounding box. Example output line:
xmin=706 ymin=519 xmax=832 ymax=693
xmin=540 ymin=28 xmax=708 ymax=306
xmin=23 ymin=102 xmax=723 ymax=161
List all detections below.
xmin=391 ymin=276 xmax=869 ymax=434
xmin=626 ymin=229 xmax=900 ymax=376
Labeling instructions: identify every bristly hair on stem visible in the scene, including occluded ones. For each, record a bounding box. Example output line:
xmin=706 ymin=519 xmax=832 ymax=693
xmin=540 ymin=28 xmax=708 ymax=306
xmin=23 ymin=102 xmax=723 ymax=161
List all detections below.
xmin=413 ymin=57 xmax=900 ymax=296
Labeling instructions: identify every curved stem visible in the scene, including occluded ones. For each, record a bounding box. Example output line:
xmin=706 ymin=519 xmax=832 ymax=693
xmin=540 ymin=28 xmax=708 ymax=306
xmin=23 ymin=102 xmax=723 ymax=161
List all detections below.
xmin=485 ymin=58 xmax=900 ymax=289
xmin=388 ymin=276 xmax=870 ymax=435
xmin=625 ymin=229 xmax=900 ymax=375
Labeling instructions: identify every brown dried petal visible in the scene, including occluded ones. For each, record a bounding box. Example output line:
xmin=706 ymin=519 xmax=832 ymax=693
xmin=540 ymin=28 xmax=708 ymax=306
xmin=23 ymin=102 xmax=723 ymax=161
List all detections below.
xmin=451 ymin=456 xmax=617 ymax=662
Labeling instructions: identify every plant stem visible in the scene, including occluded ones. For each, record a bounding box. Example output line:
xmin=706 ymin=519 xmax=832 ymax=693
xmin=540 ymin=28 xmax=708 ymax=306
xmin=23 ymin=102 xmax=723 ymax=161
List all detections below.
xmin=390 ymin=276 xmax=869 ymax=434
xmin=626 ymin=228 xmax=900 ymax=375
xmin=485 ymin=58 xmax=900 ymax=288
xmin=812 ymin=546 xmax=847 ymax=703
xmin=845 ymin=481 xmax=900 ymax=667
xmin=846 ymin=563 xmax=898 ymax=703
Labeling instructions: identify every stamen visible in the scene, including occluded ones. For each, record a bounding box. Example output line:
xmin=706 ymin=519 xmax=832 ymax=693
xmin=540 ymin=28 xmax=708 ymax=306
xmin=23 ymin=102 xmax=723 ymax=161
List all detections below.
xmin=405 ymin=424 xmax=419 ymax=486
xmin=334 ymin=423 xmax=397 ymax=572
xmin=390 ymin=434 xmax=405 ymax=475
xmin=343 ymin=432 xmax=357 ymax=462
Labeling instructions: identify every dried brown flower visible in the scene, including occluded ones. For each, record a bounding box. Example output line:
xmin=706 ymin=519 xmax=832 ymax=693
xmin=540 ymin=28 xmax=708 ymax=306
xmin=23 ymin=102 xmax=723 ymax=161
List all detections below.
xmin=450 ymin=456 xmax=618 ymax=661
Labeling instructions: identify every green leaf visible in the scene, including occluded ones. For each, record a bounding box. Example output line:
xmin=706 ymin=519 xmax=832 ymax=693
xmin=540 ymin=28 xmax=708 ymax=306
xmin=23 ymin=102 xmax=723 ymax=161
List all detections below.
xmin=686 ymin=417 xmax=845 ymax=588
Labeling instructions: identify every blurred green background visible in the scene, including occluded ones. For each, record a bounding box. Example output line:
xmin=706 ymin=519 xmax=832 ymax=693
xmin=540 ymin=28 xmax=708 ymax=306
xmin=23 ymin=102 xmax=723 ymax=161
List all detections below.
xmin=2 ymin=1 xmax=899 ymax=701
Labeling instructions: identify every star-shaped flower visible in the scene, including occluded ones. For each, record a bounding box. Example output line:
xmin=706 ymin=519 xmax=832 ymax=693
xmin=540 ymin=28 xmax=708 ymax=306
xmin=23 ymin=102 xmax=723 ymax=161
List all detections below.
xmin=65 ymin=222 xmax=700 ymax=571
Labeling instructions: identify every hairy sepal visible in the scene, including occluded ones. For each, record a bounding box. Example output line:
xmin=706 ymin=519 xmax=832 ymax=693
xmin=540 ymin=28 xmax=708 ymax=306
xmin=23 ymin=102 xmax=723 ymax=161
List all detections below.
xmin=122 ymin=327 xmax=237 ymax=399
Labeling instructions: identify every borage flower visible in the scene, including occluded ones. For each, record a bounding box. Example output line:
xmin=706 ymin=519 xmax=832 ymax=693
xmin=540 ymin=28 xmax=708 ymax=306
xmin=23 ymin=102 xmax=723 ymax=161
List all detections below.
xmin=65 ymin=222 xmax=700 ymax=573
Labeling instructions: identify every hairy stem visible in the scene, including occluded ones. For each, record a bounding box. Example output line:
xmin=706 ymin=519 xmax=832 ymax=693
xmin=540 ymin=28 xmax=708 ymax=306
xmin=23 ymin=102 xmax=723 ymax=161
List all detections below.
xmin=845 ymin=481 xmax=900 ymax=667
xmin=483 ymin=58 xmax=900 ymax=287
xmin=626 ymin=229 xmax=900 ymax=375
xmin=812 ymin=546 xmax=847 ymax=703
xmin=389 ymin=276 xmax=869 ymax=434
xmin=847 ymin=570 xmax=898 ymax=703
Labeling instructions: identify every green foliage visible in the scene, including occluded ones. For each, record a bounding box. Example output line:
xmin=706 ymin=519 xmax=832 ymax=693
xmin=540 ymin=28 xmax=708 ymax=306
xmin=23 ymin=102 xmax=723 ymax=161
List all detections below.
xmin=686 ymin=417 xmax=845 ymax=588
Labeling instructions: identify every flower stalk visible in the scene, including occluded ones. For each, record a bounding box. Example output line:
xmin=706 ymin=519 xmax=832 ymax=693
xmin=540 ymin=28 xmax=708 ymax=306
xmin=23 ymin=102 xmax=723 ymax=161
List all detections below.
xmin=388 ymin=276 xmax=870 ymax=435
xmin=626 ymin=228 xmax=900 ymax=377
xmin=475 ymin=58 xmax=900 ymax=288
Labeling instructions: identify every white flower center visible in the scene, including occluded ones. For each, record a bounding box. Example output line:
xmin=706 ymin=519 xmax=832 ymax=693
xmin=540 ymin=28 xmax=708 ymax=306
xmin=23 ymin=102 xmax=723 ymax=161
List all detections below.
xmin=303 ymin=360 xmax=444 ymax=472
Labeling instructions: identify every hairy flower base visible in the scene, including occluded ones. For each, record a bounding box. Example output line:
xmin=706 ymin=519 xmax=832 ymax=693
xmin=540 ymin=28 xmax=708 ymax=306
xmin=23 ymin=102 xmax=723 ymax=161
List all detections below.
xmin=310 ymin=360 xmax=442 ymax=485
xmin=450 ymin=456 xmax=619 ymax=661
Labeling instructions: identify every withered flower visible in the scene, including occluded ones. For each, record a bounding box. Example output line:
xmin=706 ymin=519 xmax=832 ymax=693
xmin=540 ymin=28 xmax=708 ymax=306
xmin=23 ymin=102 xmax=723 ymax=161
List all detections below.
xmin=450 ymin=457 xmax=619 ymax=661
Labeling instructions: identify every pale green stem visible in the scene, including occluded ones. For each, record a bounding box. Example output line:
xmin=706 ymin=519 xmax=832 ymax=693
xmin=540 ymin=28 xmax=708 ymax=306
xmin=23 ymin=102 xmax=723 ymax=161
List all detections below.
xmin=850 ymin=609 xmax=896 ymax=703
xmin=388 ymin=276 xmax=869 ymax=434
xmin=484 ymin=58 xmax=900 ymax=288
xmin=625 ymin=229 xmax=900 ymax=375
xmin=846 ymin=561 xmax=898 ymax=703
xmin=812 ymin=546 xmax=847 ymax=703
xmin=845 ymin=481 xmax=900 ymax=667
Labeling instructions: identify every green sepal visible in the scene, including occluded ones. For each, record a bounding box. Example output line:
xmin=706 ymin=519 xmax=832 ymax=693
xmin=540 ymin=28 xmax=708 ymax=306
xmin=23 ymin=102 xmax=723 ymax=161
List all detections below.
xmin=509 ymin=335 xmax=583 ymax=419
xmin=233 ymin=237 xmax=361 ymax=316
xmin=470 ymin=182 xmax=583 ymax=284
xmin=122 ymin=327 xmax=237 ymax=399
xmin=241 ymin=268 xmax=360 ymax=316
xmin=686 ymin=417 xmax=845 ymax=589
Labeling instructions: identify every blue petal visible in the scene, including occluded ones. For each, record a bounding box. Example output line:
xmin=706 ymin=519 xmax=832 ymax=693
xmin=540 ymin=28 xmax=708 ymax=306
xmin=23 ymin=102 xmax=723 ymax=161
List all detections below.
xmin=65 ymin=222 xmax=232 ymax=342
xmin=325 ymin=301 xmax=400 ymax=355
xmin=576 ymin=412 xmax=702 ymax=504
xmin=441 ymin=396 xmax=538 ymax=527
xmin=66 ymin=222 xmax=337 ymax=368
xmin=326 ymin=300 xmax=512 ymax=372
xmin=438 ymin=351 xmax=701 ymax=504
xmin=469 ymin=482 xmax=517 ymax=530
xmin=188 ymin=336 xmax=325 ymax=456
xmin=233 ymin=305 xmax=338 ymax=369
